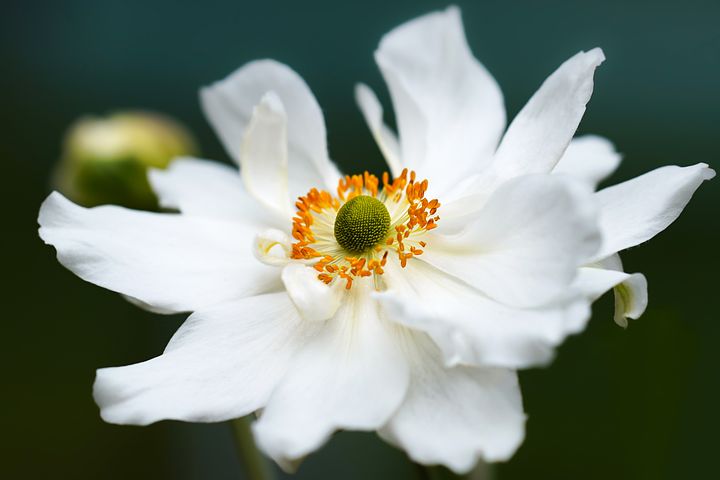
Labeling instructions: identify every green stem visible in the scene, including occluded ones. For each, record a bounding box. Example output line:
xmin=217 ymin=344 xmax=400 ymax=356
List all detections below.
xmin=468 ymin=461 xmax=495 ymax=480
xmin=230 ymin=416 xmax=275 ymax=480
xmin=420 ymin=461 xmax=495 ymax=480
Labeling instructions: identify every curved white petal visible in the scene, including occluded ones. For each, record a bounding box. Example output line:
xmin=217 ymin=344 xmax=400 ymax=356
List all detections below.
xmin=94 ymin=293 xmax=316 ymax=425
xmin=253 ymin=282 xmax=409 ymax=463
xmin=578 ymin=254 xmax=648 ymax=328
xmin=354 ymin=83 xmax=402 ymax=176
xmin=240 ymin=92 xmax=293 ymax=218
xmin=574 ymin=265 xmax=631 ymax=301
xmin=491 ymin=48 xmax=604 ymax=182
xmin=552 ymin=135 xmax=622 ymax=188
xmin=281 ymin=263 xmax=343 ymax=322
xmin=122 ymin=294 xmax=178 ymax=315
xmin=379 ymin=334 xmax=525 ymax=473
xmin=200 ymin=59 xmax=341 ymax=199
xmin=374 ymin=6 xmax=505 ymax=195
xmin=593 ymin=163 xmax=715 ymax=259
xmin=254 ymin=228 xmax=292 ymax=266
xmin=148 ymin=157 xmax=285 ymax=229
xmin=613 ymin=272 xmax=648 ymax=328
xmin=422 ymin=175 xmax=601 ymax=308
xmin=377 ymin=258 xmax=590 ymax=369
xmin=38 ymin=193 xmax=280 ymax=313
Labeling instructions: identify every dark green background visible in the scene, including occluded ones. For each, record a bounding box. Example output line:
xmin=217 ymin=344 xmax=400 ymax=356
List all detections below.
xmin=3 ymin=0 xmax=718 ymax=478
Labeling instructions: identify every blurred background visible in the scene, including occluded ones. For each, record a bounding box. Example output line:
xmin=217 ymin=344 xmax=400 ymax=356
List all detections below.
xmin=3 ymin=0 xmax=718 ymax=478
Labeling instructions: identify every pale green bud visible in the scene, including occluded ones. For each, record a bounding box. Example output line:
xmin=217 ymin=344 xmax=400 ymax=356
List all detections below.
xmin=53 ymin=111 xmax=197 ymax=209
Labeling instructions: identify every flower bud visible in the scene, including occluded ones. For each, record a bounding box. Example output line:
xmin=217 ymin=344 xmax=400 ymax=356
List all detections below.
xmin=53 ymin=111 xmax=197 ymax=209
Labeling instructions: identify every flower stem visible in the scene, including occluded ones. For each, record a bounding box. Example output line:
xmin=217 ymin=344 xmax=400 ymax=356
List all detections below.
xmin=468 ymin=461 xmax=495 ymax=480
xmin=419 ymin=462 xmax=495 ymax=480
xmin=230 ymin=416 xmax=275 ymax=480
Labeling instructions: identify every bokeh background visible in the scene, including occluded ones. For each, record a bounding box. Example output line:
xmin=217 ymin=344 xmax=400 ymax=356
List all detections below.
xmin=3 ymin=0 xmax=718 ymax=478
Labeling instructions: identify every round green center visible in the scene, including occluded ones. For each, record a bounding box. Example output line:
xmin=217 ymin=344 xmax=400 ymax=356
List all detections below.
xmin=334 ymin=195 xmax=391 ymax=253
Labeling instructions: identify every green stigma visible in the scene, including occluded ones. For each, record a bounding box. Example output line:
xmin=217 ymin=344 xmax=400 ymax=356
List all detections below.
xmin=334 ymin=195 xmax=391 ymax=253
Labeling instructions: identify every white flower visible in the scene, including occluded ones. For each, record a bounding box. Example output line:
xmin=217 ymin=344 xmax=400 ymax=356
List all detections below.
xmin=38 ymin=6 xmax=713 ymax=474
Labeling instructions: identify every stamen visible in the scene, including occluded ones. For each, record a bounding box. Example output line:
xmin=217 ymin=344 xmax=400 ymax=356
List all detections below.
xmin=289 ymin=169 xmax=440 ymax=289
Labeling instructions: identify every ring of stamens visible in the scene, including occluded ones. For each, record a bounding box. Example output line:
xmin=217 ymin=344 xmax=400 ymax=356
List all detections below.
xmin=291 ymin=169 xmax=440 ymax=289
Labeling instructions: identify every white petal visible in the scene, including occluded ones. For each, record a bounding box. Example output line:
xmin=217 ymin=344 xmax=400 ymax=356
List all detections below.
xmin=240 ymin=92 xmax=293 ymax=218
xmin=94 ymin=293 xmax=316 ymax=425
xmin=38 ymin=193 xmax=280 ymax=313
xmin=379 ymin=335 xmax=525 ymax=473
xmin=552 ymin=135 xmax=622 ymax=188
xmin=254 ymin=228 xmax=292 ymax=266
xmin=613 ymin=272 xmax=648 ymax=328
xmin=579 ymin=254 xmax=648 ymax=328
xmin=491 ymin=48 xmax=605 ymax=181
xmin=376 ymin=258 xmax=590 ymax=369
xmin=440 ymin=136 xmax=616 ymax=235
xmin=374 ymin=6 xmax=505 ymax=195
xmin=148 ymin=157 xmax=284 ymax=229
xmin=593 ymin=163 xmax=714 ymax=259
xmin=281 ymin=263 xmax=343 ymax=322
xmin=253 ymin=282 xmax=409 ymax=463
xmin=422 ymin=175 xmax=601 ymax=307
xmin=200 ymin=60 xmax=341 ymax=199
xmin=354 ymin=83 xmax=402 ymax=176
xmin=573 ymin=265 xmax=632 ymax=301
xmin=122 ymin=295 xmax=178 ymax=315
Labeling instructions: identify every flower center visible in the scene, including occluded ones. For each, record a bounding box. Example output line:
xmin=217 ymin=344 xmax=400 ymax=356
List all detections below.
xmin=290 ymin=169 xmax=440 ymax=289
xmin=334 ymin=195 xmax=391 ymax=253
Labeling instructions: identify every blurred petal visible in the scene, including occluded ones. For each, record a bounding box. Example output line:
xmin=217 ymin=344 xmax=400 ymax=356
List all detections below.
xmin=380 ymin=334 xmax=525 ymax=473
xmin=422 ymin=175 xmax=601 ymax=307
xmin=94 ymin=293 xmax=315 ymax=424
xmin=253 ymin=283 xmax=409 ymax=463
xmin=38 ymin=193 xmax=280 ymax=313
xmin=148 ymin=157 xmax=284 ymax=229
xmin=240 ymin=92 xmax=293 ymax=218
xmin=200 ymin=60 xmax=341 ymax=199
xmin=377 ymin=258 xmax=590 ymax=369
xmin=281 ymin=263 xmax=343 ymax=322
xmin=354 ymin=83 xmax=402 ymax=176
xmin=552 ymin=135 xmax=622 ymax=188
xmin=491 ymin=48 xmax=604 ymax=181
xmin=374 ymin=6 xmax=505 ymax=196
xmin=593 ymin=163 xmax=715 ymax=259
